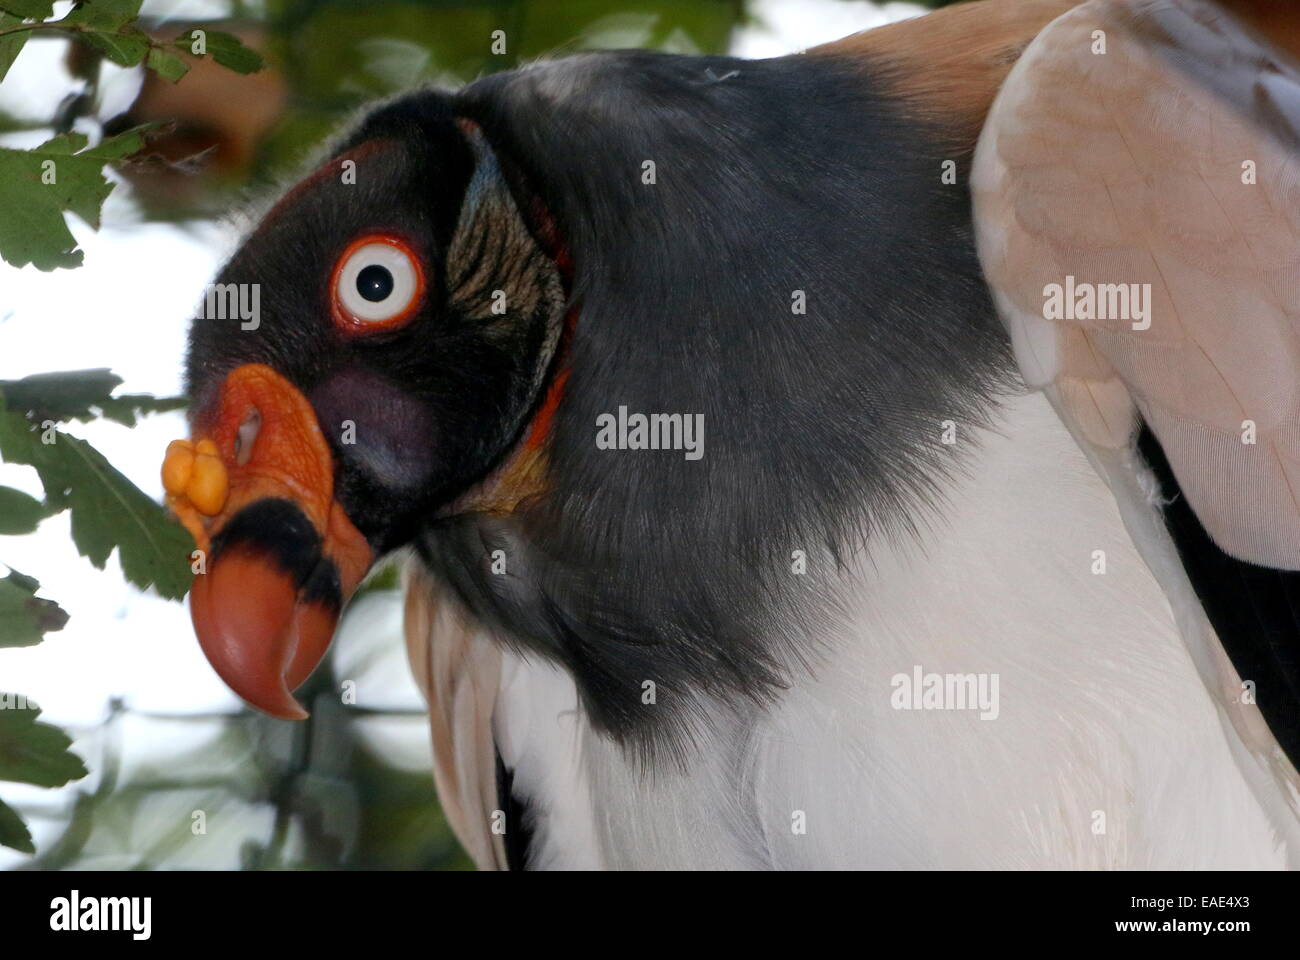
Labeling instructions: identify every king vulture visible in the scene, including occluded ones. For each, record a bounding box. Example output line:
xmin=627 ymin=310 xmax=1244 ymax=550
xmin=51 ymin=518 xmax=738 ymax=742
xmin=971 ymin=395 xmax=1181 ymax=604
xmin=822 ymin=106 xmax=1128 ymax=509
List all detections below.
xmin=165 ymin=0 xmax=1300 ymax=868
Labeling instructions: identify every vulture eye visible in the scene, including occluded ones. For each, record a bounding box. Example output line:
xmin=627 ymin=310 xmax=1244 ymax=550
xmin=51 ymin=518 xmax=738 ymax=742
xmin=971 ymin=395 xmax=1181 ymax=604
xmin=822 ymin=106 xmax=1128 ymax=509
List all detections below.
xmin=331 ymin=234 xmax=425 ymax=334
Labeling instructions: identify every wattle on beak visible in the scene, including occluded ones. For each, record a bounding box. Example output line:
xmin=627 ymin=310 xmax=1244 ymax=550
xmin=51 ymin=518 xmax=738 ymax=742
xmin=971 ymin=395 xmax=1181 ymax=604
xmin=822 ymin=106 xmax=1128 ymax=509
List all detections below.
xmin=163 ymin=363 xmax=373 ymax=720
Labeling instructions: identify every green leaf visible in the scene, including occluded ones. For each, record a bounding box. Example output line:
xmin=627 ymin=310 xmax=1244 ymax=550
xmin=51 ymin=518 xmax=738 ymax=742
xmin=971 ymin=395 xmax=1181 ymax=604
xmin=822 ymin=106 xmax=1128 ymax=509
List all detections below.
xmin=0 ymin=1 xmax=53 ymax=19
xmin=0 ymin=795 xmax=34 ymax=855
xmin=78 ymin=27 xmax=147 ymax=66
xmin=59 ymin=0 xmax=147 ymax=67
xmin=0 ymin=572 xmax=67 ymax=648
xmin=0 ymin=369 xmax=184 ymax=426
xmin=0 ymin=368 xmax=122 ymax=421
xmin=0 ymin=399 xmax=195 ymax=599
xmin=79 ymin=121 xmax=161 ymax=161
xmin=0 ymin=696 xmax=87 ymax=788
xmin=3 ymin=568 xmax=37 ymax=592
xmin=0 ymin=484 xmax=45 ymax=534
xmin=173 ymin=28 xmax=263 ymax=74
xmin=78 ymin=28 xmax=146 ymax=66
xmin=96 ymin=393 xmax=187 ymax=427
xmin=0 ymin=134 xmax=106 ymax=270
xmin=59 ymin=0 xmax=142 ymax=30
xmin=0 ymin=13 xmax=30 ymax=85
xmin=206 ymin=30 xmax=263 ymax=73
xmin=47 ymin=435 xmax=195 ymax=593
xmin=146 ymin=44 xmax=188 ymax=83
xmin=0 ymin=124 xmax=162 ymax=269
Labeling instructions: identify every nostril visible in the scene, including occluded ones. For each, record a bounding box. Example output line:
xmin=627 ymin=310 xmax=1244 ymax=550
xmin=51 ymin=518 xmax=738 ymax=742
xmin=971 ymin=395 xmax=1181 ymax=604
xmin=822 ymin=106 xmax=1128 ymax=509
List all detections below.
xmin=235 ymin=407 xmax=261 ymax=466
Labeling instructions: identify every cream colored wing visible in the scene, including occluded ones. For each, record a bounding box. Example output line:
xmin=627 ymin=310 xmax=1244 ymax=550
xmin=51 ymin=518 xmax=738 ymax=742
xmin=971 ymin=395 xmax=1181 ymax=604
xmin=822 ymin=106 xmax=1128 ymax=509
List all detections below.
xmin=974 ymin=0 xmax=1300 ymax=570
xmin=403 ymin=562 xmax=506 ymax=871
xmin=973 ymin=0 xmax=1300 ymax=847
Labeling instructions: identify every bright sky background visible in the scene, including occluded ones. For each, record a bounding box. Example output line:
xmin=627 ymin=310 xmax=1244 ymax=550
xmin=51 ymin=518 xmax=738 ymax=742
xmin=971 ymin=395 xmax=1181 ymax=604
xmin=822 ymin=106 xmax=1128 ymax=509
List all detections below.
xmin=0 ymin=0 xmax=922 ymax=867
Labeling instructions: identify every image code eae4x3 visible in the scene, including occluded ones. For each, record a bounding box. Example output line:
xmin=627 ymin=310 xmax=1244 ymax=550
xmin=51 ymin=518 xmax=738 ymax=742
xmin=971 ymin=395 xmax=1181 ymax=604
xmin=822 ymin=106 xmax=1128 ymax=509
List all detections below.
xmin=1133 ymin=896 xmax=1251 ymax=911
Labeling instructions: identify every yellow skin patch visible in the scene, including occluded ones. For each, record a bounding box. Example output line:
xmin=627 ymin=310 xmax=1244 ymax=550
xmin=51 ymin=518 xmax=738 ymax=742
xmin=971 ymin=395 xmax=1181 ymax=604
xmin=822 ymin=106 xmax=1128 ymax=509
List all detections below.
xmin=162 ymin=437 xmax=229 ymax=518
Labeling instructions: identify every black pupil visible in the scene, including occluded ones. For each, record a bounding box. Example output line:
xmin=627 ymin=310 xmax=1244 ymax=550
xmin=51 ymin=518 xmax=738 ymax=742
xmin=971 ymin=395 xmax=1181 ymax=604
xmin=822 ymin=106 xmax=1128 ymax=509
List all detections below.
xmin=356 ymin=264 xmax=394 ymax=302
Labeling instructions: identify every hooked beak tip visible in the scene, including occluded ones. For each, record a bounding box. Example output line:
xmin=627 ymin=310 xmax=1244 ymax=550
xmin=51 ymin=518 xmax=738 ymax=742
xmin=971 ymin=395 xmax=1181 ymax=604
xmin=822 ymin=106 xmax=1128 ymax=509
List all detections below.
xmin=255 ymin=688 xmax=311 ymax=722
xmin=189 ymin=542 xmax=333 ymax=722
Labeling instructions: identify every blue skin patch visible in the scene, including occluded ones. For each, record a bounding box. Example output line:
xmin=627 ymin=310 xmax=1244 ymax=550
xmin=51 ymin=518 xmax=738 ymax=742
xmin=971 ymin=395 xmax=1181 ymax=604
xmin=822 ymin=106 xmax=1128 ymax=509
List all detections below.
xmin=310 ymin=365 xmax=439 ymax=492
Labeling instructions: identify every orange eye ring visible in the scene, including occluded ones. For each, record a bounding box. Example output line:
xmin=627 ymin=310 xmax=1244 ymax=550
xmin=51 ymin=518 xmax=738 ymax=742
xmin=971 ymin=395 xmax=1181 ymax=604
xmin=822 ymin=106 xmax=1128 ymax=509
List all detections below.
xmin=330 ymin=233 xmax=426 ymax=336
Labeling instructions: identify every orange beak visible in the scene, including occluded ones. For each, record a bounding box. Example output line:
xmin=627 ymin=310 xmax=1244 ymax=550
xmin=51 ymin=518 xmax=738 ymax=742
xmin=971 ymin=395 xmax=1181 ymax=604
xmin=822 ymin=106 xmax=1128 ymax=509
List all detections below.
xmin=165 ymin=364 xmax=373 ymax=719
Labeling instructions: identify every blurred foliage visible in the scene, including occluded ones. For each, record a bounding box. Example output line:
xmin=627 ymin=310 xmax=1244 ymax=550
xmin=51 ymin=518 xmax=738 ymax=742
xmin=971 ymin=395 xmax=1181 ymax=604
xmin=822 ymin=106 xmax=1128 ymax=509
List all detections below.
xmin=0 ymin=1 xmax=263 ymax=264
xmin=105 ymin=0 xmax=745 ymax=213
xmin=0 ymin=696 xmax=85 ymax=854
xmin=19 ymin=672 xmax=473 ymax=870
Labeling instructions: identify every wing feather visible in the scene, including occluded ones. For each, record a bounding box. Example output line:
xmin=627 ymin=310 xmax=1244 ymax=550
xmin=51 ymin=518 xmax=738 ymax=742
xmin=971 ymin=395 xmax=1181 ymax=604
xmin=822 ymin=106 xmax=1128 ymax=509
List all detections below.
xmin=403 ymin=562 xmax=507 ymax=870
xmin=974 ymin=0 xmax=1300 ymax=569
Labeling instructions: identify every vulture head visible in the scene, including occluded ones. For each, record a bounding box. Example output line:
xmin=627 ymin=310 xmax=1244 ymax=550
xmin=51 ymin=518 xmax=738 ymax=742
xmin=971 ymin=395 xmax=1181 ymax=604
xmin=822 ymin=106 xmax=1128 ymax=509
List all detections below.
xmin=170 ymin=93 xmax=569 ymax=720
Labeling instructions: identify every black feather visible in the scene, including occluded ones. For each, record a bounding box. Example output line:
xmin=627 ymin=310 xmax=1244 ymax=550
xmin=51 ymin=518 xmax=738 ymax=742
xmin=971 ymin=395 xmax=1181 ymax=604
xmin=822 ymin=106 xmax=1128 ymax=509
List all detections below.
xmin=1138 ymin=424 xmax=1300 ymax=769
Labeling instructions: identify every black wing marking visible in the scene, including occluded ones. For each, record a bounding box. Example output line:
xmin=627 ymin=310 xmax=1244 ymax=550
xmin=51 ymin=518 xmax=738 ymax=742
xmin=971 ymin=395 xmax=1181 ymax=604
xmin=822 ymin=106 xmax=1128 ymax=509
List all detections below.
xmin=1139 ymin=423 xmax=1300 ymax=768
xmin=495 ymin=748 xmax=534 ymax=871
